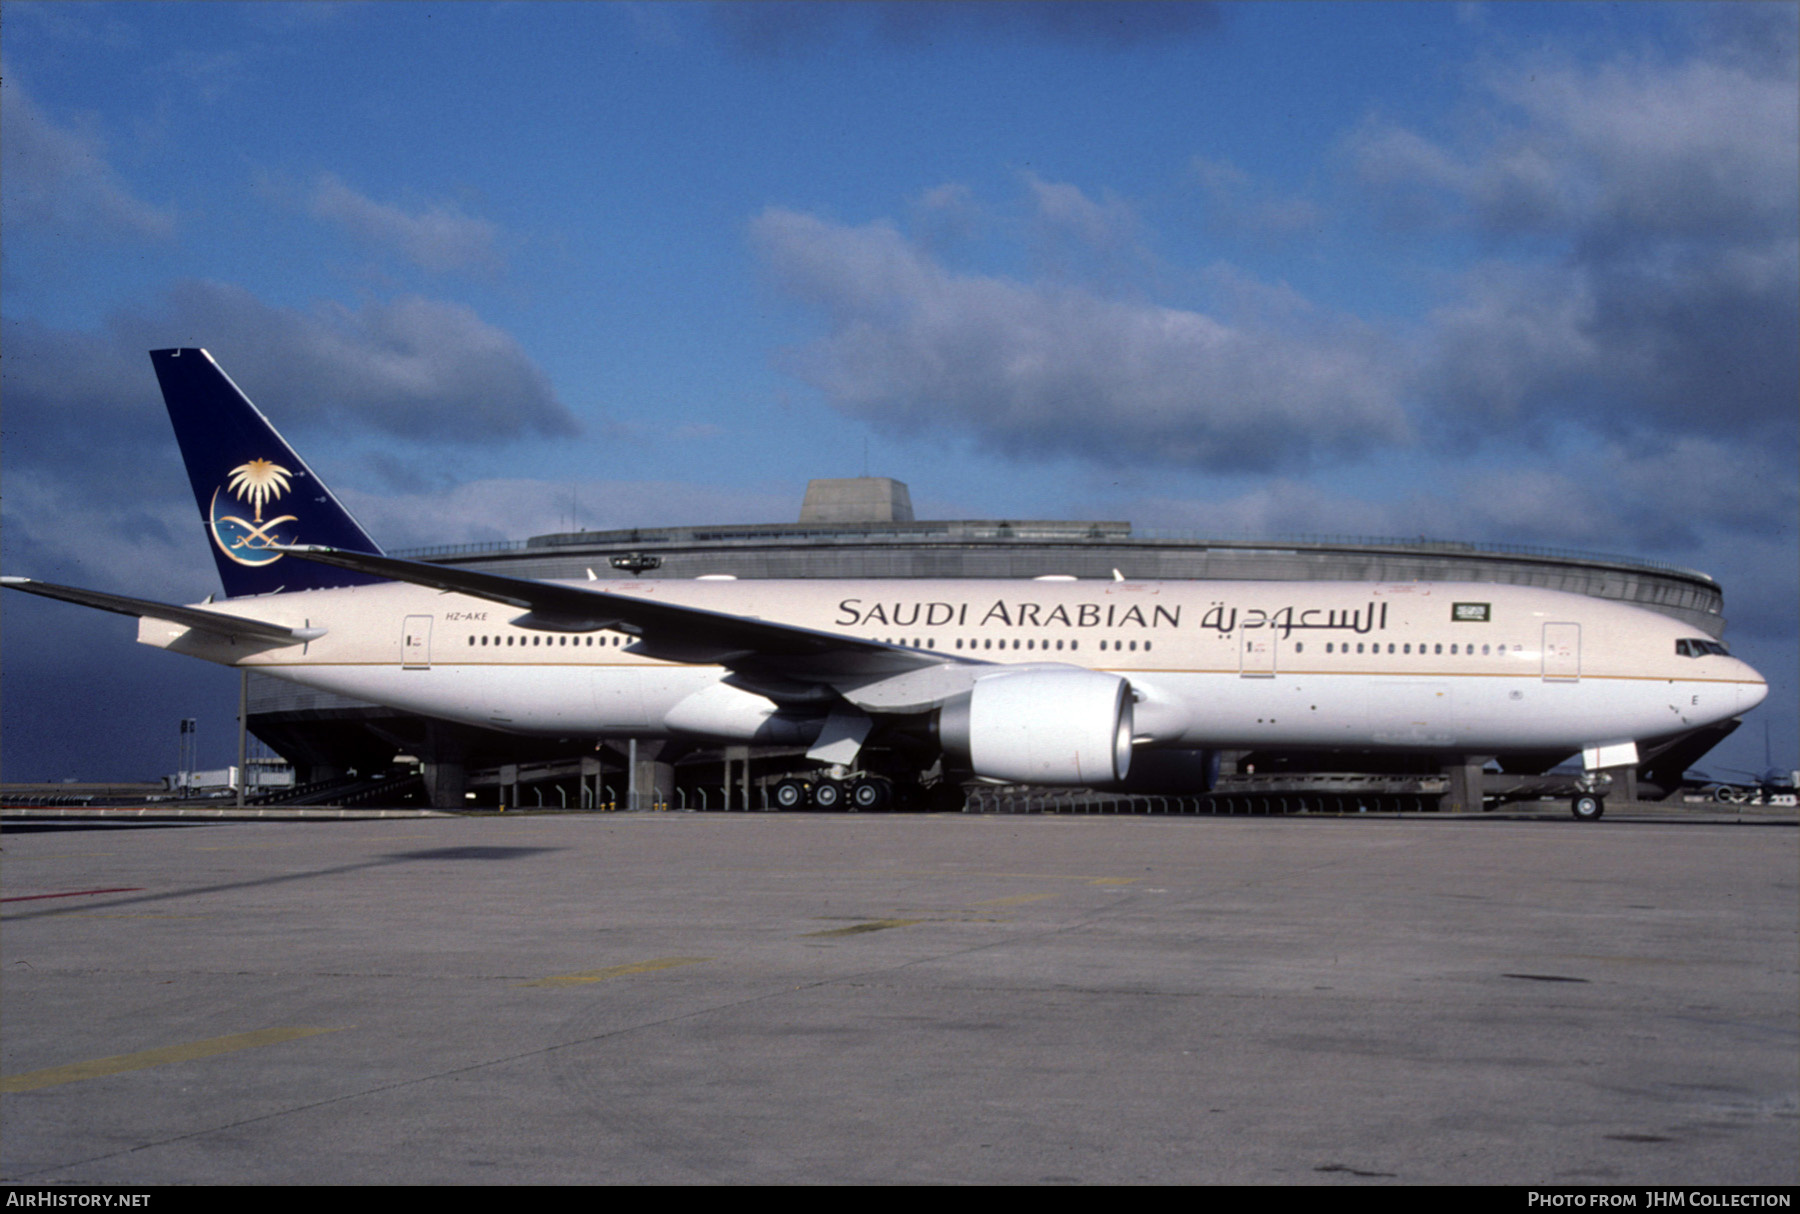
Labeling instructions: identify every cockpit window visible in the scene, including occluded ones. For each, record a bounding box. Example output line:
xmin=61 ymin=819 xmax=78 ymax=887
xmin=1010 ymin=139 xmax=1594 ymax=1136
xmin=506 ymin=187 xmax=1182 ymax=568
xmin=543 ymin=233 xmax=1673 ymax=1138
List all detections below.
xmin=1676 ymin=638 xmax=1731 ymax=657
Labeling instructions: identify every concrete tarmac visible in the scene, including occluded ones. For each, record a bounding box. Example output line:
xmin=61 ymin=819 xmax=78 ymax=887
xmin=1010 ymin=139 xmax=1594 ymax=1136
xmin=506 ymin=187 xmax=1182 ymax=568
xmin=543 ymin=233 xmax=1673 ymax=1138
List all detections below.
xmin=2 ymin=812 xmax=1794 ymax=1185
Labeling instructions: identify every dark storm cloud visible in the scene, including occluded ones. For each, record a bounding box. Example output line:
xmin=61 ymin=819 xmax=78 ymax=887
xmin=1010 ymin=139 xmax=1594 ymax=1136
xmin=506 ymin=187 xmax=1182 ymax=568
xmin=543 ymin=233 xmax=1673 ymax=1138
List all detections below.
xmin=2 ymin=282 xmax=582 ymax=610
xmin=0 ymin=593 xmax=243 ymax=782
xmin=5 ymin=282 xmax=580 ymax=472
xmin=751 ymin=205 xmax=1408 ymax=473
xmin=2 ymin=316 xmax=172 ymax=467
xmin=715 ymin=1 xmax=1222 ymax=58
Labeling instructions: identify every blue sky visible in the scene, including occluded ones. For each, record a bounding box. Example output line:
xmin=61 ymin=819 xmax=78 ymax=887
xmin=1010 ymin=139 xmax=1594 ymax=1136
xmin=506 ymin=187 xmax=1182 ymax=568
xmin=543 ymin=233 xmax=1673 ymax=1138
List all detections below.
xmin=4 ymin=1 xmax=1795 ymax=782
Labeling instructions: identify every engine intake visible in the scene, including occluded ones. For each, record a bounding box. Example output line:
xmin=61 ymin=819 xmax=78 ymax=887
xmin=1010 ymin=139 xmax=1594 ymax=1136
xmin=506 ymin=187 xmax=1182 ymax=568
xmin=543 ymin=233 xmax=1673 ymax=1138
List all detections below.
xmin=940 ymin=667 xmax=1133 ymax=785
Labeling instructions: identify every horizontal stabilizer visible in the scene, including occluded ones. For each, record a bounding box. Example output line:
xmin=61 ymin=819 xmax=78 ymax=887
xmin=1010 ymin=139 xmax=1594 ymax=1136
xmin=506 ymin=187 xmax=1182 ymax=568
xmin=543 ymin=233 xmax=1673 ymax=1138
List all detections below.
xmin=1 ymin=577 xmax=325 ymax=645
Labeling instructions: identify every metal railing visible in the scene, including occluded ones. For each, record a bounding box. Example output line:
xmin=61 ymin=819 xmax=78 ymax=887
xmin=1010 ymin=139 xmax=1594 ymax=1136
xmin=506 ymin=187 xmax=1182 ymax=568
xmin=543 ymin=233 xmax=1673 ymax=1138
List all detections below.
xmin=963 ymin=788 xmax=1446 ymax=815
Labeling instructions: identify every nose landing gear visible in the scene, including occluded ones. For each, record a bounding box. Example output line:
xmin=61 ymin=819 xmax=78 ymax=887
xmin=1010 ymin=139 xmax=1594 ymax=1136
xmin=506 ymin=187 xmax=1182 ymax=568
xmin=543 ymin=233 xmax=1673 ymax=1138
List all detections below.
xmin=1570 ymin=769 xmax=1613 ymax=821
xmin=1570 ymin=793 xmax=1605 ymax=821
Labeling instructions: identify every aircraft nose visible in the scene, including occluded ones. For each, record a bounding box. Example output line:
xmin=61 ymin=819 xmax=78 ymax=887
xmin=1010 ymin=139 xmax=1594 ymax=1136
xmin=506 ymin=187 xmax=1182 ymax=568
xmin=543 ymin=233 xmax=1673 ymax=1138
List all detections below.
xmin=1738 ymin=667 xmax=1769 ymax=714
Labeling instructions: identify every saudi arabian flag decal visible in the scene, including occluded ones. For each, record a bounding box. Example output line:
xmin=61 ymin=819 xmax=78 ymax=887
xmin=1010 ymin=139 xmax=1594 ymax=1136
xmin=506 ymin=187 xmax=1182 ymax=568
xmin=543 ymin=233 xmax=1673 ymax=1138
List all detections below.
xmin=210 ymin=458 xmax=301 ymax=566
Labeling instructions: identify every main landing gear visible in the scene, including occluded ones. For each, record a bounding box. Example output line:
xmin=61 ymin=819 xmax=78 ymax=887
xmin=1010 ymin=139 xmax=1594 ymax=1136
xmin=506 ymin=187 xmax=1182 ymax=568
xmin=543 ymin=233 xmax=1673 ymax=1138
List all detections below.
xmin=772 ymin=775 xmax=895 ymax=811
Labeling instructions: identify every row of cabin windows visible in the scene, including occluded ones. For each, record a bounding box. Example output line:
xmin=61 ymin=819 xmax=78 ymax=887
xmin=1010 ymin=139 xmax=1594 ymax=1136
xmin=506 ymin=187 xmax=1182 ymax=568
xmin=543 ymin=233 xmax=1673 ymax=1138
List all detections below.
xmin=467 ymin=632 xmax=1517 ymax=658
xmin=469 ymin=634 xmax=629 ymax=647
xmin=878 ymin=637 xmax=1155 ymax=654
xmin=1300 ymin=641 xmax=1519 ymax=656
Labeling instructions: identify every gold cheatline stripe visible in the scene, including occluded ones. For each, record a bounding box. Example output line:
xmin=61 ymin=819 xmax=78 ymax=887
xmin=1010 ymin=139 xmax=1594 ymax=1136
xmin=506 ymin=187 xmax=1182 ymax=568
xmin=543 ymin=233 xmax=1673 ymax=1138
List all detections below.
xmin=1 ymin=1026 xmax=346 ymax=1093
xmin=520 ymin=955 xmax=710 ymax=987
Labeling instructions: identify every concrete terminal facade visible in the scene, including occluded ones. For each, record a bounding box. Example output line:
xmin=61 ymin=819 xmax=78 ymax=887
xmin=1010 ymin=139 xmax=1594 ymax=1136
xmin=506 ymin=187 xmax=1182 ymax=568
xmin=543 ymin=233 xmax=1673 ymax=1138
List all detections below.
xmin=246 ymin=479 xmax=1733 ymax=809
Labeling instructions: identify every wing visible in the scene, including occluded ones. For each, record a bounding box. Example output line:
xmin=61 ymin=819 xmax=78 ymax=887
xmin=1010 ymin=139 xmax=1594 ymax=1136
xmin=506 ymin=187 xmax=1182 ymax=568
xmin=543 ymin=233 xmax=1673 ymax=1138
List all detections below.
xmin=272 ymin=545 xmax=974 ymax=683
xmin=1 ymin=577 xmax=325 ymax=645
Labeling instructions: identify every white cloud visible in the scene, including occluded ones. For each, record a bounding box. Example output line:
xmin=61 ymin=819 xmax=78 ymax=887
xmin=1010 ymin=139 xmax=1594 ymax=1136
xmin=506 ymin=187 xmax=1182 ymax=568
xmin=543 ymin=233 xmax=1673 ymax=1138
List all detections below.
xmin=1341 ymin=27 xmax=1799 ymax=447
xmin=751 ymin=207 xmax=1409 ymax=473
xmin=305 ymin=173 xmax=503 ymax=275
xmin=1348 ymin=38 xmax=1798 ymax=242
xmin=1026 ymin=174 xmax=1140 ymax=254
xmin=1484 ymin=51 xmax=1798 ymax=240
xmin=1190 ymin=155 xmax=1327 ymax=240
xmin=0 ymin=69 xmax=175 ymax=241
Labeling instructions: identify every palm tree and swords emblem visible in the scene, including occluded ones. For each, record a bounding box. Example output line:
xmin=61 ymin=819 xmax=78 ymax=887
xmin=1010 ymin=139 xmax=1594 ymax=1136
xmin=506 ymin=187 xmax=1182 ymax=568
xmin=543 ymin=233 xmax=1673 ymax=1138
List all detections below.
xmin=209 ymin=458 xmax=301 ymax=566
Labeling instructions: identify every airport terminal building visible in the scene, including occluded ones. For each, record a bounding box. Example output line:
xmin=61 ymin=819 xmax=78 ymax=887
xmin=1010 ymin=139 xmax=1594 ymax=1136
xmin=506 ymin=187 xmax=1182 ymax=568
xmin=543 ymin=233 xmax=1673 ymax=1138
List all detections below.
xmin=246 ymin=479 xmax=1734 ymax=811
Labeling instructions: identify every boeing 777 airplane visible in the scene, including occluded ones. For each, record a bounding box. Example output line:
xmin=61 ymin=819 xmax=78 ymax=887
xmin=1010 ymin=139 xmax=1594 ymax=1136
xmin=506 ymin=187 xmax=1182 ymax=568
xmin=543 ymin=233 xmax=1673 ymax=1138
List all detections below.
xmin=4 ymin=349 xmax=1769 ymax=818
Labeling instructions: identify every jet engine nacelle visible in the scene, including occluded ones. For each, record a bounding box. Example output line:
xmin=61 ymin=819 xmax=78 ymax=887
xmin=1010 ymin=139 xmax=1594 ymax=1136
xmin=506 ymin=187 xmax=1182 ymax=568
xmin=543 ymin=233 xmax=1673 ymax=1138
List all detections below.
xmin=940 ymin=666 xmax=1133 ymax=785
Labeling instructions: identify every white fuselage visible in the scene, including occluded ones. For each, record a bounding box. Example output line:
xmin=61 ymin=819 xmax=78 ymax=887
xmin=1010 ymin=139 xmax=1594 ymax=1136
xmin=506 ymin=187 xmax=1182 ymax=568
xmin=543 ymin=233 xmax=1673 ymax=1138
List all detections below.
xmin=141 ymin=577 xmax=1767 ymax=756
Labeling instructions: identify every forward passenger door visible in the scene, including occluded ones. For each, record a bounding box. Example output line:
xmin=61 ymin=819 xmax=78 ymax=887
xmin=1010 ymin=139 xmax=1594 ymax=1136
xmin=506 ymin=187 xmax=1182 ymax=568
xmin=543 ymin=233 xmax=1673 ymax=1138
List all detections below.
xmin=403 ymin=615 xmax=432 ymax=670
xmin=1541 ymin=623 xmax=1579 ymax=682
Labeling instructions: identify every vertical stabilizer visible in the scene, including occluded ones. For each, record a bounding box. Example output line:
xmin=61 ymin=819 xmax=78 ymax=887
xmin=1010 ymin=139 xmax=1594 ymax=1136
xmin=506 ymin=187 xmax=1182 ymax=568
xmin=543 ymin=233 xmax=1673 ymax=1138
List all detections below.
xmin=150 ymin=348 xmax=385 ymax=597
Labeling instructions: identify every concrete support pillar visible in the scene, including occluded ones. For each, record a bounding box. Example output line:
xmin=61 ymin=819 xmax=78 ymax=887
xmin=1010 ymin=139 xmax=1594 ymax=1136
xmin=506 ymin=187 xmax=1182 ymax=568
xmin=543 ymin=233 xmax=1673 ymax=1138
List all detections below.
xmin=1440 ymin=756 xmax=1492 ymax=814
xmin=422 ymin=724 xmax=467 ymax=810
xmin=236 ymin=669 xmax=248 ymax=809
xmin=725 ymin=745 xmax=751 ymax=810
xmin=581 ymin=755 xmax=603 ymax=809
xmin=1605 ymin=764 xmax=1639 ymax=805
xmin=633 ymin=760 xmax=673 ymax=810
xmin=499 ymin=763 xmax=518 ymax=811
xmin=628 ymin=739 xmax=670 ymax=810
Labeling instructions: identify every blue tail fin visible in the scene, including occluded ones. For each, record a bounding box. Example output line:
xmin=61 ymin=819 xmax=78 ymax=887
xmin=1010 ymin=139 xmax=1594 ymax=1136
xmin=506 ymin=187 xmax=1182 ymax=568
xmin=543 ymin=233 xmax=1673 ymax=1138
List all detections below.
xmin=151 ymin=348 xmax=386 ymax=597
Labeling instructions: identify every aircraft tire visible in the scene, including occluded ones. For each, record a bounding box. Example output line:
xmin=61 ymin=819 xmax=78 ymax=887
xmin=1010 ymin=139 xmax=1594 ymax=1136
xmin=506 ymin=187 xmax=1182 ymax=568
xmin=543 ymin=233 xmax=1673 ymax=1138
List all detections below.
xmin=812 ymin=780 xmax=844 ymax=810
xmin=1570 ymin=794 xmax=1605 ymax=822
xmin=849 ymin=778 xmax=892 ymax=812
xmin=773 ymin=779 xmax=808 ymax=811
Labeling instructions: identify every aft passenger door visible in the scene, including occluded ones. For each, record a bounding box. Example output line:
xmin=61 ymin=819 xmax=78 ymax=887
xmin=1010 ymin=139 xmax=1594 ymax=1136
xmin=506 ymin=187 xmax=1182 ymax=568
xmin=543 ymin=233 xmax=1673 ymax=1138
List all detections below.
xmin=1541 ymin=622 xmax=1579 ymax=682
xmin=403 ymin=615 xmax=432 ymax=670
xmin=1239 ymin=629 xmax=1276 ymax=677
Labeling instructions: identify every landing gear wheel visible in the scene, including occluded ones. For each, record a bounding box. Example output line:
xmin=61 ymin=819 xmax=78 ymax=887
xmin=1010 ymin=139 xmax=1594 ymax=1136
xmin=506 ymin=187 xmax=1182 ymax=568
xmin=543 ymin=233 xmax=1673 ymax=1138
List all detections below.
xmin=773 ymin=779 xmax=809 ymax=810
xmin=811 ymin=780 xmax=844 ymax=810
xmin=848 ymin=778 xmax=892 ymax=812
xmin=1570 ymin=794 xmax=1605 ymax=822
